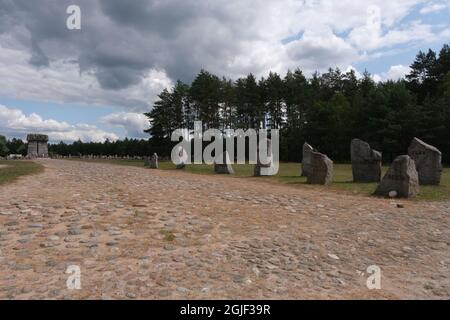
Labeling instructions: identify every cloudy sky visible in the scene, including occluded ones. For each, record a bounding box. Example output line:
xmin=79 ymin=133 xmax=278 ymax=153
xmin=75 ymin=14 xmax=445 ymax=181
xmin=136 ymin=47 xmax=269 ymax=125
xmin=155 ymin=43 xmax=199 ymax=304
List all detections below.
xmin=0 ymin=0 xmax=449 ymax=142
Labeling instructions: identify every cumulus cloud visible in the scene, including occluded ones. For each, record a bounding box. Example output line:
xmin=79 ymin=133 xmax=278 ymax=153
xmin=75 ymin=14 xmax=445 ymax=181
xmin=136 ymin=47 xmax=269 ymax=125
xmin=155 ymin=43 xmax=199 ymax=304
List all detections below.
xmin=0 ymin=43 xmax=173 ymax=112
xmin=373 ymin=64 xmax=411 ymax=81
xmin=420 ymin=1 xmax=450 ymax=14
xmin=101 ymin=112 xmax=149 ymax=138
xmin=1 ymin=0 xmax=448 ymax=91
xmin=0 ymin=0 xmax=449 ymax=136
xmin=0 ymin=104 xmax=118 ymax=142
xmin=285 ymin=30 xmax=359 ymax=72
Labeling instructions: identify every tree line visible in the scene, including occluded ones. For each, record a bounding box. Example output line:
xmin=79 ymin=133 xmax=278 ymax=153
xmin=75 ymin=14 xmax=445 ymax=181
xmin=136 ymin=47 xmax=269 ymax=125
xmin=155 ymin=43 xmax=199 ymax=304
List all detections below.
xmin=2 ymin=43 xmax=449 ymax=163
xmin=146 ymin=43 xmax=450 ymax=163
xmin=48 ymin=139 xmax=153 ymax=157
xmin=0 ymin=137 xmax=27 ymax=157
xmin=0 ymin=137 xmax=154 ymax=158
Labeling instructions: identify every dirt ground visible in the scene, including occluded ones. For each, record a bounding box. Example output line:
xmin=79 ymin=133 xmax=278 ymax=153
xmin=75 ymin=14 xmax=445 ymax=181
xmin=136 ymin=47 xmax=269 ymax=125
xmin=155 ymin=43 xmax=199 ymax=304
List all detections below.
xmin=0 ymin=159 xmax=448 ymax=300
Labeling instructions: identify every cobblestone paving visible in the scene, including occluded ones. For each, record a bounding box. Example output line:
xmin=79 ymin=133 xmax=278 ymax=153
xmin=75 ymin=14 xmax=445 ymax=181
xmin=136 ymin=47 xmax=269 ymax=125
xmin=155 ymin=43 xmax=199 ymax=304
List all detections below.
xmin=0 ymin=159 xmax=449 ymax=299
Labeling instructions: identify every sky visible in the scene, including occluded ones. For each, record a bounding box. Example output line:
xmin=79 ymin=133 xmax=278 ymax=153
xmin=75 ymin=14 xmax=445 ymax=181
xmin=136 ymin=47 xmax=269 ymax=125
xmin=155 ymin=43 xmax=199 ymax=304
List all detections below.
xmin=0 ymin=0 xmax=449 ymax=143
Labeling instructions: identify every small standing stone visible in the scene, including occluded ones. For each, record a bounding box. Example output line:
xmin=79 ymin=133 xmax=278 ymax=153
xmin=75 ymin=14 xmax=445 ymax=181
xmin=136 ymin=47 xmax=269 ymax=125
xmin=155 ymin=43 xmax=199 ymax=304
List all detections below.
xmin=351 ymin=139 xmax=382 ymax=183
xmin=375 ymin=155 xmax=419 ymax=198
xmin=145 ymin=153 xmax=159 ymax=169
xmin=214 ymin=151 xmax=234 ymax=175
xmin=144 ymin=157 xmax=151 ymax=167
xmin=408 ymin=138 xmax=442 ymax=185
xmin=254 ymin=139 xmax=277 ymax=176
xmin=301 ymin=143 xmax=314 ymax=177
xmin=176 ymin=147 xmax=188 ymax=170
xmin=149 ymin=153 xmax=159 ymax=169
xmin=307 ymin=151 xmax=333 ymax=185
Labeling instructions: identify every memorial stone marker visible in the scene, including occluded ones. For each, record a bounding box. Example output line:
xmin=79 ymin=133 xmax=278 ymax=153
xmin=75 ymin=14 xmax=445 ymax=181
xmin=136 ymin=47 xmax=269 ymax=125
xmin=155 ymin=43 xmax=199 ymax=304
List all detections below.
xmin=307 ymin=151 xmax=333 ymax=185
xmin=375 ymin=155 xmax=419 ymax=198
xmin=214 ymin=151 xmax=235 ymax=175
xmin=408 ymin=138 xmax=442 ymax=185
xmin=301 ymin=143 xmax=314 ymax=177
xmin=351 ymin=139 xmax=382 ymax=182
xmin=254 ymin=139 xmax=277 ymax=176
xmin=27 ymin=134 xmax=49 ymax=158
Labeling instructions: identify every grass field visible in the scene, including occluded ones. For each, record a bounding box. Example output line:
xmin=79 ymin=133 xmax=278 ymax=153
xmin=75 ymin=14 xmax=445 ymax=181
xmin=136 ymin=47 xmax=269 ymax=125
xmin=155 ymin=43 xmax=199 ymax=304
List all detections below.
xmin=65 ymin=158 xmax=450 ymax=201
xmin=0 ymin=160 xmax=44 ymax=186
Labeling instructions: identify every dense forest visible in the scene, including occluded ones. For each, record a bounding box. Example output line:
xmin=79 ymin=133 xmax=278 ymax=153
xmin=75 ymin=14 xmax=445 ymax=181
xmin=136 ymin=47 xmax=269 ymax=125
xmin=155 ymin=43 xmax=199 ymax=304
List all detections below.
xmin=146 ymin=43 xmax=450 ymax=163
xmin=2 ymin=44 xmax=450 ymax=163
xmin=0 ymin=137 xmax=26 ymax=157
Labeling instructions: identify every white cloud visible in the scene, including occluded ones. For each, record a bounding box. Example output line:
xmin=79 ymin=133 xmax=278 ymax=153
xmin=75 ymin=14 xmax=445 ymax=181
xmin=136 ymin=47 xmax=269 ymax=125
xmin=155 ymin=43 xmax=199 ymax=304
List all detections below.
xmin=2 ymin=0 xmax=448 ymax=89
xmin=420 ymin=1 xmax=450 ymax=14
xmin=374 ymin=64 xmax=411 ymax=81
xmin=0 ymin=0 xmax=449 ymax=130
xmin=0 ymin=104 xmax=118 ymax=142
xmin=0 ymin=43 xmax=173 ymax=112
xmin=285 ymin=30 xmax=359 ymax=73
xmin=101 ymin=112 xmax=149 ymax=139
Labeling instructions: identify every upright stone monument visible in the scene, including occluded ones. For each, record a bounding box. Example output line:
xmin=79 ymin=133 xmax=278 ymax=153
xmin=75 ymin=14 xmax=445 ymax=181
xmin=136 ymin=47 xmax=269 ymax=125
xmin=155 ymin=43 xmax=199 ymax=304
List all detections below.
xmin=27 ymin=134 xmax=49 ymax=158
xmin=307 ymin=151 xmax=333 ymax=185
xmin=375 ymin=155 xmax=419 ymax=198
xmin=146 ymin=153 xmax=159 ymax=169
xmin=408 ymin=138 xmax=442 ymax=185
xmin=301 ymin=143 xmax=314 ymax=177
xmin=176 ymin=147 xmax=188 ymax=170
xmin=214 ymin=151 xmax=235 ymax=175
xmin=351 ymin=139 xmax=382 ymax=183
xmin=254 ymin=139 xmax=277 ymax=176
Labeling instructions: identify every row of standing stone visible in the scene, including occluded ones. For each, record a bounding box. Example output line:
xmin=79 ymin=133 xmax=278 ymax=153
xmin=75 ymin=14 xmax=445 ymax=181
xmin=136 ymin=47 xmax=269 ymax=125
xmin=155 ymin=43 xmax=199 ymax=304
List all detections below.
xmin=302 ymin=137 xmax=442 ymax=198
xmin=144 ymin=137 xmax=442 ymax=199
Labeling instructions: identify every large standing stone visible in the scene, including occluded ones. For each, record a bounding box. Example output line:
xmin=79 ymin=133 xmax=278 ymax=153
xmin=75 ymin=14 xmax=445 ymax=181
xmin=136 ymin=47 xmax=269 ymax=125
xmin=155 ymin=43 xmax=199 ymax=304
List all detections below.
xmin=214 ymin=151 xmax=234 ymax=175
xmin=375 ymin=155 xmax=419 ymax=198
xmin=301 ymin=143 xmax=314 ymax=177
xmin=307 ymin=151 xmax=333 ymax=185
xmin=408 ymin=138 xmax=442 ymax=185
xmin=351 ymin=139 xmax=382 ymax=183
xmin=254 ymin=139 xmax=277 ymax=176
xmin=27 ymin=134 xmax=49 ymax=158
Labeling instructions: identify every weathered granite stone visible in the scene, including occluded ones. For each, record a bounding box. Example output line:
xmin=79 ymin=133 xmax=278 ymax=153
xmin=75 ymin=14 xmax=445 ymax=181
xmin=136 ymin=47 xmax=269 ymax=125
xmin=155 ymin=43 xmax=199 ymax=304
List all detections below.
xmin=27 ymin=134 xmax=49 ymax=158
xmin=176 ymin=147 xmax=188 ymax=170
xmin=254 ymin=139 xmax=277 ymax=176
xmin=149 ymin=153 xmax=159 ymax=169
xmin=375 ymin=155 xmax=419 ymax=198
xmin=408 ymin=138 xmax=442 ymax=185
xmin=301 ymin=143 xmax=314 ymax=177
xmin=351 ymin=139 xmax=382 ymax=183
xmin=307 ymin=151 xmax=333 ymax=185
xmin=176 ymin=163 xmax=186 ymax=170
xmin=214 ymin=151 xmax=234 ymax=175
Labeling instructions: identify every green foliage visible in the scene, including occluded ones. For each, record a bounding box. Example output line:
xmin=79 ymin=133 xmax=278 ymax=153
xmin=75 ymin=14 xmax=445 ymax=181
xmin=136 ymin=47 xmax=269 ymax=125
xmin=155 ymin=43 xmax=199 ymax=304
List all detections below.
xmin=144 ymin=43 xmax=450 ymax=163
xmin=0 ymin=160 xmax=44 ymax=185
xmin=0 ymin=135 xmax=9 ymax=156
xmin=48 ymin=138 xmax=153 ymax=157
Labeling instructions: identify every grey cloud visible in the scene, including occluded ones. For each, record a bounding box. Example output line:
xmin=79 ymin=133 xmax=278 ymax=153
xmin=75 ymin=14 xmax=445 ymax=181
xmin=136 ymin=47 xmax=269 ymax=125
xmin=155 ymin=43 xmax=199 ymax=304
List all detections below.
xmin=95 ymin=66 xmax=143 ymax=90
xmin=29 ymin=39 xmax=49 ymax=67
xmin=0 ymin=0 xmax=254 ymax=90
xmin=1 ymin=0 xmax=434 ymax=111
xmin=98 ymin=0 xmax=203 ymax=38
